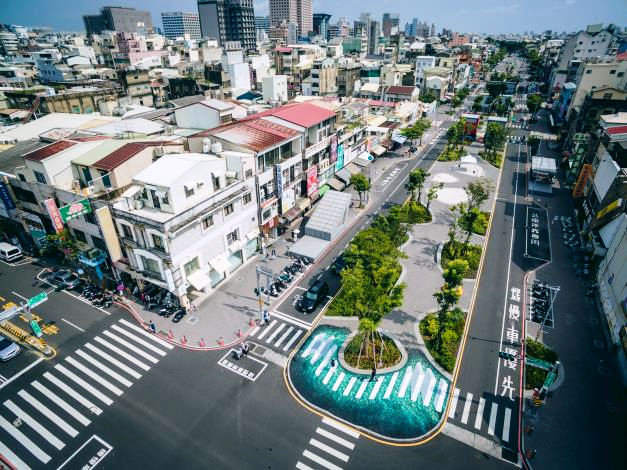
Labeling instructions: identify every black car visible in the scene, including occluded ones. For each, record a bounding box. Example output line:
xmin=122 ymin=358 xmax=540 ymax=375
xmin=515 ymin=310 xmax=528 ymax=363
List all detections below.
xmin=331 ymin=255 xmax=347 ymax=275
xmin=297 ymin=280 xmax=329 ymax=313
xmin=47 ymin=270 xmax=80 ymax=290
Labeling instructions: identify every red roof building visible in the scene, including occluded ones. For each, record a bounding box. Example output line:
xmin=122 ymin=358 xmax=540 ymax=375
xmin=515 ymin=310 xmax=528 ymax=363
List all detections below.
xmin=22 ymin=140 xmax=77 ymax=162
xmin=203 ymin=118 xmax=300 ymax=153
xmin=243 ymin=102 xmax=336 ymax=129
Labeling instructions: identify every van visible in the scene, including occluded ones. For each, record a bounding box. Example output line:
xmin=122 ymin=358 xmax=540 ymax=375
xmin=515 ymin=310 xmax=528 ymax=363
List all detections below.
xmin=0 ymin=243 xmax=23 ymax=263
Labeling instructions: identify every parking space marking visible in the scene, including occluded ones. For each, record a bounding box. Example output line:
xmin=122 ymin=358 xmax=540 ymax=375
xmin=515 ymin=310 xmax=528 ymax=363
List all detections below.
xmin=217 ymin=350 xmax=267 ymax=382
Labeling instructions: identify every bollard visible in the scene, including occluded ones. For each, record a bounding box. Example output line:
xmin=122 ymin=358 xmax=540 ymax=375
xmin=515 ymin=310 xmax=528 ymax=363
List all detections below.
xmin=236 ymin=328 xmax=243 ymax=338
xmin=181 ymin=335 xmax=187 ymax=345
xmin=217 ymin=336 xmax=224 ymax=346
xmin=249 ymin=317 xmax=255 ymax=327
xmin=167 ymin=329 xmax=173 ymax=339
xmin=199 ymin=337 xmax=205 ymax=347
xmin=525 ymin=449 xmax=537 ymax=460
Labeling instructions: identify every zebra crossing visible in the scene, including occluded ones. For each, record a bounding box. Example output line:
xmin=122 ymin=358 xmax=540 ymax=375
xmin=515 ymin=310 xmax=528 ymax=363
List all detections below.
xmin=296 ymin=417 xmax=360 ymax=470
xmin=303 ymin=333 xmax=450 ymax=412
xmin=0 ymin=318 xmax=172 ymax=469
xmin=248 ymin=317 xmax=307 ymax=355
xmin=446 ymin=387 xmax=515 ymax=443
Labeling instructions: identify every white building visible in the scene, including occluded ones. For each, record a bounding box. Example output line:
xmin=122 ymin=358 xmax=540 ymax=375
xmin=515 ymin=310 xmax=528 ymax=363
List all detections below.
xmin=174 ymin=99 xmax=235 ymax=130
xmin=262 ymin=75 xmax=288 ymax=102
xmin=414 ymin=56 xmax=437 ymax=88
xmin=111 ymin=153 xmax=259 ymax=304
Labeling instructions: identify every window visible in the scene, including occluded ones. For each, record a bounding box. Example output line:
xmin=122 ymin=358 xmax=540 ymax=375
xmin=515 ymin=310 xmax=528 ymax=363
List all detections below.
xmin=73 ymin=229 xmax=87 ymax=243
xmin=212 ymin=174 xmax=221 ymax=191
xmin=11 ymin=187 xmax=37 ymax=204
xmin=183 ymin=257 xmax=199 ymax=276
xmin=224 ymin=203 xmax=234 ymax=216
xmin=151 ymin=234 xmax=165 ymax=251
xmin=609 ymin=69 xmax=616 ymax=75
xmin=202 ymin=215 xmax=214 ymax=229
xmin=245 ymin=169 xmax=253 ymax=179
xmin=91 ymin=236 xmax=107 ymax=251
xmin=586 ymin=69 xmax=592 ymax=74
xmin=18 ymin=174 xmax=26 ymax=182
xmin=120 ymin=223 xmax=133 ymax=239
xmin=618 ymin=72 xmax=625 ymax=77
xmin=243 ymin=193 xmax=252 ymax=205
xmin=139 ymin=255 xmax=160 ymax=275
xmin=184 ymin=186 xmax=195 ymax=198
xmin=603 ymin=93 xmax=613 ymax=99
xmin=262 ymin=208 xmax=272 ymax=220
xmin=33 ymin=171 xmax=47 ymax=184
xmin=84 ymin=212 xmax=96 ymax=225
xmin=226 ymin=229 xmax=239 ymax=245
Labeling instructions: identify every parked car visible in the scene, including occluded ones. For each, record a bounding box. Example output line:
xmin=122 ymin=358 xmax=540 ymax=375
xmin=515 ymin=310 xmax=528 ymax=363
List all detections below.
xmin=47 ymin=270 xmax=80 ymax=290
xmin=297 ymin=280 xmax=330 ymax=313
xmin=0 ymin=336 xmax=21 ymax=361
xmin=0 ymin=242 xmax=23 ymax=263
xmin=331 ymin=255 xmax=347 ymax=275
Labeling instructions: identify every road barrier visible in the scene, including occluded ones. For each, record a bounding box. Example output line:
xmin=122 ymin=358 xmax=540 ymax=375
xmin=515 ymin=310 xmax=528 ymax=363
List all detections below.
xmin=0 ymin=321 xmax=54 ymax=357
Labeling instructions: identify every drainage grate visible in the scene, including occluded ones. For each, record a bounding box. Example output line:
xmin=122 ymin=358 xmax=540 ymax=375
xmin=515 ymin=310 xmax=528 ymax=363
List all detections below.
xmin=186 ymin=315 xmax=198 ymax=325
xmin=501 ymin=447 xmax=518 ymax=463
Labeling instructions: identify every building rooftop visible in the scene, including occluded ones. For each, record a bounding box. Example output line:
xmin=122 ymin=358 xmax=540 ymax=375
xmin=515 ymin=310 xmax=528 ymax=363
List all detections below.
xmin=198 ymin=99 xmax=234 ymax=111
xmin=0 ymin=139 xmax=47 ymax=175
xmin=0 ymin=113 xmax=118 ymax=142
xmin=22 ymin=140 xmax=77 ymax=162
xmin=93 ymin=142 xmax=154 ymax=172
xmin=88 ymin=118 xmax=164 ymax=136
xmin=386 ymin=86 xmax=416 ymax=95
xmin=204 ymin=118 xmax=300 ymax=153
xmin=605 ymin=125 xmax=627 ymax=136
xmin=168 ymin=95 xmax=206 ymax=108
xmin=600 ymin=112 xmax=627 ymax=126
xmin=133 ymin=153 xmax=218 ymax=187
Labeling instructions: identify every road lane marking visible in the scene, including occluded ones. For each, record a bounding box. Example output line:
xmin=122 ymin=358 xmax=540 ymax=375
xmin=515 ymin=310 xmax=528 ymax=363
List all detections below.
xmin=369 ymin=375 xmax=384 ymax=399
xmin=54 ymin=364 xmax=113 ymax=405
xmin=315 ymin=345 xmax=337 ymax=377
xmin=355 ymin=379 xmax=369 ymax=399
xmin=61 ymin=318 xmax=85 ymax=332
xmin=0 ymin=357 xmax=44 ymax=390
xmin=265 ymin=323 xmax=285 ymax=344
xmin=332 ymin=372 xmax=345 ymax=391
xmin=422 ymin=370 xmax=437 ymax=407
xmin=448 ymin=388 xmax=460 ymax=418
xmin=398 ymin=365 xmax=413 ymax=398
xmin=502 ymin=407 xmax=512 ymax=442
xmin=296 ymin=462 xmax=314 ymax=470
xmin=342 ymin=377 xmax=357 ymax=396
xmin=461 ymin=392 xmax=473 ymax=424
xmin=256 ymin=320 xmax=277 ymax=340
xmin=65 ymin=357 xmax=124 ymax=396
xmin=315 ymin=427 xmax=355 ymax=450
xmin=0 ymin=439 xmax=32 ymax=470
xmin=0 ymin=414 xmax=51 ymax=463
xmin=310 ymin=337 xmax=333 ymax=364
xmin=302 ymin=449 xmax=341 ymax=470
xmin=323 ymin=363 xmax=337 ymax=385
xmin=4 ymin=399 xmax=65 ymax=449
xmin=410 ymin=364 xmax=425 ymax=402
xmin=322 ymin=417 xmax=360 ymax=438
xmin=11 ymin=291 xmax=27 ymax=300
xmin=85 ymin=342 xmax=143 ymax=378
xmin=488 ymin=402 xmax=498 ymax=435
xmin=111 ymin=324 xmax=167 ymax=356
xmin=75 ymin=349 xmax=133 ymax=387
xmin=17 ymin=390 xmax=79 ymax=437
xmin=94 ymin=336 xmax=151 ymax=371
xmin=283 ymin=330 xmax=303 ymax=351
xmin=434 ymin=379 xmax=448 ymax=412
xmin=474 ymin=397 xmax=485 ymax=430
xmin=274 ymin=326 xmax=293 ymax=347
xmin=309 ymin=438 xmax=349 ymax=462
xmin=383 ymin=371 xmax=399 ymax=399
xmin=31 ymin=380 xmax=91 ymax=425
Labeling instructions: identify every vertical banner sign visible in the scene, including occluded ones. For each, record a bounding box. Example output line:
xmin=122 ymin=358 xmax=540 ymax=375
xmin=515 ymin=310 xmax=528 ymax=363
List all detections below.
xmin=335 ymin=144 xmax=345 ymax=171
xmin=274 ymin=164 xmax=284 ymax=199
xmin=0 ymin=182 xmax=17 ymax=210
xmin=366 ymin=137 xmax=372 ymax=154
xmin=306 ymin=165 xmax=319 ymax=198
xmin=44 ymin=198 xmax=64 ymax=233
xmin=329 ymin=135 xmax=338 ymax=164
xmin=525 ymin=207 xmax=551 ymax=262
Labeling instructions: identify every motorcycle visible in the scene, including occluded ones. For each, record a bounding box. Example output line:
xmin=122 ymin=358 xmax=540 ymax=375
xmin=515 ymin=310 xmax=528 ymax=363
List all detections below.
xmin=172 ymin=309 xmax=186 ymax=323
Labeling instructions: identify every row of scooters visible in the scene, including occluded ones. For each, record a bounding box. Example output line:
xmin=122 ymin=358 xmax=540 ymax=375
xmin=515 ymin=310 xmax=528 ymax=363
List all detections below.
xmin=562 ymin=217 xmax=580 ymax=249
xmin=143 ymin=291 xmax=186 ymax=323
xmin=530 ymin=280 xmax=552 ymax=324
xmin=254 ymin=256 xmax=311 ymax=298
xmin=80 ymin=283 xmax=114 ymax=308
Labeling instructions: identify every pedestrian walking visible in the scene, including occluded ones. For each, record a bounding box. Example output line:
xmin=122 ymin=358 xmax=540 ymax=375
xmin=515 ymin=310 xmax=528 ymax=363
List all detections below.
xmin=330 ymin=359 xmax=336 ymax=368
xmin=370 ymin=365 xmax=376 ymax=382
xmin=149 ymin=320 xmax=157 ymax=334
xmin=525 ymin=425 xmax=535 ymax=436
xmin=190 ymin=302 xmax=198 ymax=313
xmin=242 ymin=343 xmax=249 ymax=357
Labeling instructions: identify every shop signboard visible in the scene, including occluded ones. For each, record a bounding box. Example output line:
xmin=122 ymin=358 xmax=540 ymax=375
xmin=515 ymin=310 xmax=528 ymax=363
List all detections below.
xmin=306 ymin=165 xmax=319 ymax=199
xmin=59 ymin=198 xmax=92 ymax=222
xmin=0 ymin=182 xmax=16 ymax=211
xmin=330 ymin=135 xmax=338 ymax=164
xmin=44 ymin=198 xmax=64 ymax=233
xmin=335 ymin=144 xmax=345 ymax=171
xmin=274 ymin=164 xmax=283 ymax=199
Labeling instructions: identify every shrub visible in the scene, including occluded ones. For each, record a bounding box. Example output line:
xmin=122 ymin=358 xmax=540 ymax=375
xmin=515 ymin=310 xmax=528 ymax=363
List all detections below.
xmin=344 ymin=332 xmax=402 ymax=369
xmin=419 ymin=311 xmax=466 ymax=373
xmin=472 ymin=211 xmax=491 ymax=235
xmin=397 ymin=201 xmax=432 ymax=224
xmin=441 ymin=241 xmax=482 ymax=278
xmin=438 ymin=147 xmax=464 ymax=161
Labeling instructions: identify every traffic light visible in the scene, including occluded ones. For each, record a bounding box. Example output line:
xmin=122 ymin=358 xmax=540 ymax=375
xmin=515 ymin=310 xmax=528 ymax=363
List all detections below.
xmin=499 ymin=351 xmax=516 ymax=361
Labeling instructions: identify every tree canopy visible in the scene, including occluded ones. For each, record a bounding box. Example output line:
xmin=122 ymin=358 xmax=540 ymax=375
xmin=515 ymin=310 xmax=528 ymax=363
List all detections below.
xmin=350 ymin=173 xmax=371 ymax=207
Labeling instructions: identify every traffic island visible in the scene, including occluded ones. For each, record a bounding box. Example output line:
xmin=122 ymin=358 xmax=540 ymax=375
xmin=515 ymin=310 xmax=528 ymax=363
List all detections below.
xmin=0 ymin=321 xmax=55 ymax=358
xmin=287 ymin=324 xmax=451 ymax=442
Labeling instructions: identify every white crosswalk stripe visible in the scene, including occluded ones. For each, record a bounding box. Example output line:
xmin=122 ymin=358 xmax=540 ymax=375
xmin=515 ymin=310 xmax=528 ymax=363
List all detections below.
xmin=256 ymin=320 xmax=277 ymax=340
xmin=283 ymin=330 xmax=303 ymax=351
xmin=0 ymin=321 xmax=172 ymax=468
xmin=297 ymin=417 xmax=359 ymax=469
xmin=446 ymin=390 xmax=514 ymax=443
xmin=265 ymin=323 xmax=285 ymax=344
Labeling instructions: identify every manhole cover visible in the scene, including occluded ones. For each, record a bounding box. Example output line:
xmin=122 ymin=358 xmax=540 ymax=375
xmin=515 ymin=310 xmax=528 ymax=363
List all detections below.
xmin=186 ymin=315 xmax=198 ymax=325
xmin=593 ymin=339 xmax=604 ymax=348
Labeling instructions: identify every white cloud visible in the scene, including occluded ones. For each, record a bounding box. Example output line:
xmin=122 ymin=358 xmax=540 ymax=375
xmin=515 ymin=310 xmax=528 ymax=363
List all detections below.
xmin=254 ymin=0 xmax=269 ymax=15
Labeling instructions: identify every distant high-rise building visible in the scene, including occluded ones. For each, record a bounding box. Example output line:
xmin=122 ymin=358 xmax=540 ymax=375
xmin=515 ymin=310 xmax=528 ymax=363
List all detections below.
xmin=404 ymin=18 xmax=419 ymax=37
xmin=83 ymin=6 xmax=154 ymax=35
xmin=197 ymin=0 xmax=256 ymax=50
xmin=368 ymin=20 xmax=380 ymax=55
xmin=161 ymin=12 xmax=201 ymax=40
xmin=313 ymin=13 xmax=332 ymax=39
xmin=255 ymin=16 xmax=271 ymax=33
xmin=430 ymin=23 xmax=436 ymax=37
xmin=269 ymin=0 xmax=312 ymax=36
xmin=381 ymin=13 xmax=399 ymax=37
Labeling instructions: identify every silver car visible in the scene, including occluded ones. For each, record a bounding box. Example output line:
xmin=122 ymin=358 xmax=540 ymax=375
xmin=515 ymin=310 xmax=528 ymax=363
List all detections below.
xmin=0 ymin=336 xmax=21 ymax=361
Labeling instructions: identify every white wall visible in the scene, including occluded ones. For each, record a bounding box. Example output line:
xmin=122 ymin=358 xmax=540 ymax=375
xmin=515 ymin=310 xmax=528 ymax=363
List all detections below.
xmin=175 ymin=103 xmax=220 ymax=130
xmin=230 ymin=62 xmax=252 ymax=91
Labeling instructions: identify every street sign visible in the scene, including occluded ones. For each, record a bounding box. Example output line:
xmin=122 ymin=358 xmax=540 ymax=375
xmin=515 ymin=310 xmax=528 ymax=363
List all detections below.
xmin=543 ymin=370 xmax=557 ymax=389
xmin=27 ymin=292 xmax=48 ymax=308
xmin=30 ymin=320 xmax=42 ymax=337
xmin=526 ymin=356 xmax=553 ymax=370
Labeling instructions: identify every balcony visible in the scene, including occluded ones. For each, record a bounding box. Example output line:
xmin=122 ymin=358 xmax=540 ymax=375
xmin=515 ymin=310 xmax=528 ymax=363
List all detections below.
xmin=305 ymin=135 xmax=332 ymax=158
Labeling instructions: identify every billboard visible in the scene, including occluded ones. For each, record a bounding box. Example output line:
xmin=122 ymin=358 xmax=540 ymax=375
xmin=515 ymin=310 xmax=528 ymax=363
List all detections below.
xmin=330 ymin=135 xmax=338 ymax=164
xmin=306 ymin=165 xmax=319 ymax=198
xmin=59 ymin=198 xmax=92 ymax=222
xmin=44 ymin=198 xmax=64 ymax=233
xmin=274 ymin=164 xmax=284 ymax=199
xmin=335 ymin=144 xmax=345 ymax=171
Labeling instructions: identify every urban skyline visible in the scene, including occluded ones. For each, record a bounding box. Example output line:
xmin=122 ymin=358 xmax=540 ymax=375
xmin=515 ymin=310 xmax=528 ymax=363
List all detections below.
xmin=1 ymin=0 xmax=626 ymax=34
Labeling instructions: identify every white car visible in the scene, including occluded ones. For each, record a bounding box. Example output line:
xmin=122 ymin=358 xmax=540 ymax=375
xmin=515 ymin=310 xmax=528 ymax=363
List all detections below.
xmin=0 ymin=336 xmax=21 ymax=361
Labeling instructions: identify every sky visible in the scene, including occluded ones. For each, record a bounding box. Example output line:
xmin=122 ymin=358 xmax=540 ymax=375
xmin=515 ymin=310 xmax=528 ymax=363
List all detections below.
xmin=1 ymin=0 xmax=626 ymax=35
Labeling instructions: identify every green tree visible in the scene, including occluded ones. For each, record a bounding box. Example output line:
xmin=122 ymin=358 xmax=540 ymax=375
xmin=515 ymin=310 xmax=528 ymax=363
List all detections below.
xmin=484 ymin=122 xmax=507 ymax=161
xmin=465 ymin=178 xmax=493 ymax=212
xmin=421 ymin=91 xmax=437 ymax=103
xmin=350 ymin=173 xmax=371 ymax=208
xmin=443 ymin=259 xmax=469 ymax=288
xmin=426 ymin=182 xmax=444 ymax=211
xmin=451 ymin=95 xmax=463 ymax=109
xmin=372 ymin=208 xmax=409 ymax=247
xmin=526 ymin=94 xmax=543 ymax=117
xmin=472 ymin=96 xmax=483 ymax=113
xmin=345 ymin=227 xmax=404 ymax=271
xmin=413 ymin=118 xmax=432 ymax=145
xmin=405 ymin=168 xmax=429 ymax=203
xmin=486 ymin=80 xmax=507 ymax=100
xmin=399 ymin=125 xmax=421 ymax=147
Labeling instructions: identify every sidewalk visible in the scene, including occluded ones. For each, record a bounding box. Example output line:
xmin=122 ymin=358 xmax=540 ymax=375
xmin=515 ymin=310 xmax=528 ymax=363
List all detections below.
xmin=120 ymin=154 xmax=405 ymax=351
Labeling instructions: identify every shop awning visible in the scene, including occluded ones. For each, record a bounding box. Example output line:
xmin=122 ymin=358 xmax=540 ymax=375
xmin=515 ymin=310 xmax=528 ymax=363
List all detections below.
xmin=297 ymin=198 xmax=311 ymax=212
xmin=327 ymin=178 xmax=345 ymax=191
xmin=229 ymin=239 xmax=246 ymax=252
xmin=282 ymin=206 xmax=303 ymax=223
xmin=371 ymin=145 xmax=386 ymax=156
xmin=186 ymin=270 xmax=211 ymax=290
xmin=381 ymin=137 xmax=392 ymax=149
xmin=345 ymin=163 xmax=361 ymax=175
xmin=245 ymin=227 xmax=260 ymax=240
xmin=318 ymin=184 xmax=331 ymax=197
xmin=209 ymin=256 xmax=231 ymax=274
xmin=335 ymin=168 xmax=352 ymax=184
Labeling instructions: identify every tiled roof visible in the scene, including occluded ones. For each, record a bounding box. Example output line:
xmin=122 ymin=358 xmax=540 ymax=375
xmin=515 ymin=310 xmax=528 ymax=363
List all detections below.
xmin=386 ymin=86 xmax=416 ymax=95
xmin=70 ymin=135 xmax=111 ymax=142
xmin=271 ymin=102 xmax=336 ymax=128
xmin=22 ymin=140 xmax=77 ymax=162
xmin=205 ymin=118 xmax=300 ymax=153
xmin=92 ymin=143 xmax=149 ymax=171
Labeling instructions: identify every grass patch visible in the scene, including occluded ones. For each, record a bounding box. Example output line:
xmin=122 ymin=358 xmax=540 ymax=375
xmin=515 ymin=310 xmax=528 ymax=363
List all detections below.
xmin=438 ymin=147 xmax=464 ymax=161
xmin=419 ymin=310 xmax=466 ymax=373
xmin=344 ymin=332 xmax=402 ymax=370
xmin=525 ymin=339 xmax=559 ymax=390
xmin=472 ymin=211 xmax=491 ymax=236
xmin=441 ymin=241 xmax=482 ymax=278
xmin=478 ymin=150 xmax=504 ymax=168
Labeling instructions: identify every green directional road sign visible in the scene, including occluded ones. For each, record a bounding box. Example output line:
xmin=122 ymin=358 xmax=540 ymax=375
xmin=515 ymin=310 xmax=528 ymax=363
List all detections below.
xmin=526 ymin=356 xmax=553 ymax=370
xmin=27 ymin=292 xmax=48 ymax=308
xmin=544 ymin=370 xmax=557 ymax=389
xmin=30 ymin=320 xmax=42 ymax=337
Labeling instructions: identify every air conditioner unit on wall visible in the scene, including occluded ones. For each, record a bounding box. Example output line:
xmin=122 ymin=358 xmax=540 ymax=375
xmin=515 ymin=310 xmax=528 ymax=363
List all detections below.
xmin=133 ymin=199 xmax=144 ymax=210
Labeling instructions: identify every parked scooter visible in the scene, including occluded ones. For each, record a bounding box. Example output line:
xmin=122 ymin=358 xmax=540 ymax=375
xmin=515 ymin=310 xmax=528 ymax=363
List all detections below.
xmin=172 ymin=309 xmax=186 ymax=323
